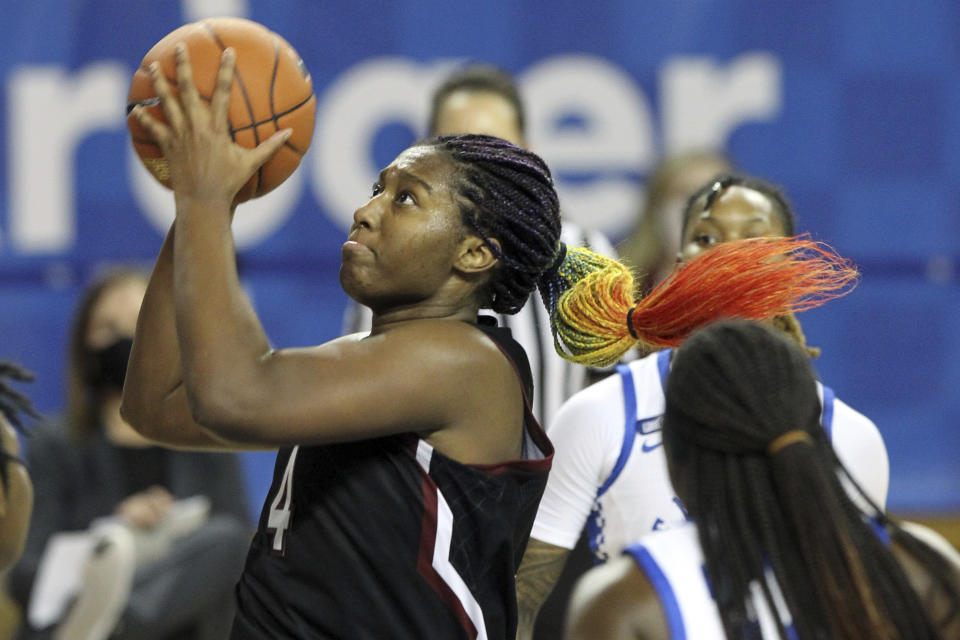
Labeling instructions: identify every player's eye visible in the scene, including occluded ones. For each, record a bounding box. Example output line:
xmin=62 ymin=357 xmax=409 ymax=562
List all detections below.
xmin=395 ymin=191 xmax=416 ymax=206
xmin=371 ymin=182 xmax=384 ymax=197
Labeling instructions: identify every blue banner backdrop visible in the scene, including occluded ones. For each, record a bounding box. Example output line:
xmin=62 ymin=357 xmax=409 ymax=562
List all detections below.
xmin=1 ymin=0 xmax=957 ymax=515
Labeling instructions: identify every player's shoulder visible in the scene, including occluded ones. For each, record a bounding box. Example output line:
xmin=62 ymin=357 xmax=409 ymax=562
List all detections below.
xmin=548 ymin=367 xmax=627 ymax=446
xmin=577 ymin=349 xmax=664 ymax=392
xmin=818 ymin=383 xmax=888 ymax=467
xmin=823 ymin=386 xmax=881 ymax=437
xmin=626 ymin=349 xmax=667 ymax=379
xmin=568 ymin=366 xmax=624 ymax=404
xmin=324 ymin=319 xmax=517 ymax=396
xmin=553 ymin=350 xmax=665 ymax=424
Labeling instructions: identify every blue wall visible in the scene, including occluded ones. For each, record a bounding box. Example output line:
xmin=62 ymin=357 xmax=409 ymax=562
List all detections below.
xmin=1 ymin=0 xmax=957 ymax=516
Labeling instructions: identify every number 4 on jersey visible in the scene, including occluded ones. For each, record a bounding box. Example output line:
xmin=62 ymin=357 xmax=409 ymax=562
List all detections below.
xmin=267 ymin=445 xmax=299 ymax=553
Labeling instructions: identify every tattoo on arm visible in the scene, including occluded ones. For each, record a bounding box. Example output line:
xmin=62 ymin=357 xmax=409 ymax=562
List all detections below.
xmin=516 ymin=538 xmax=571 ymax=640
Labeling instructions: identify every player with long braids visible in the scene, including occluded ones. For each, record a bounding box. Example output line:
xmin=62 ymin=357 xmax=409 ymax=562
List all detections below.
xmin=565 ymin=320 xmax=960 ymax=640
xmin=517 ymin=173 xmax=885 ymax=639
xmin=124 ymin=47 xmax=857 ymax=638
xmin=343 ymin=63 xmax=618 ymax=430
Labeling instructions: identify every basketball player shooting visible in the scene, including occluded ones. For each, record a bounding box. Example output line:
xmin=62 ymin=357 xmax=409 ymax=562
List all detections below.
xmin=123 ymin=43 xmax=861 ymax=638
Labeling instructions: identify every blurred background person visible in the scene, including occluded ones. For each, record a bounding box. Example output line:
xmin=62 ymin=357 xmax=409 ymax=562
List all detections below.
xmin=517 ymin=174 xmax=889 ymax=639
xmin=565 ymin=320 xmax=959 ymax=640
xmin=617 ymin=150 xmax=734 ymax=296
xmin=342 ymin=62 xmax=617 ymax=430
xmin=10 ymin=267 xmax=250 ymax=640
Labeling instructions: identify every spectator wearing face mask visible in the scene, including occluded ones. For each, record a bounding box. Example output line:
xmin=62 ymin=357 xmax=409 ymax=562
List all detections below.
xmin=10 ymin=267 xmax=251 ymax=640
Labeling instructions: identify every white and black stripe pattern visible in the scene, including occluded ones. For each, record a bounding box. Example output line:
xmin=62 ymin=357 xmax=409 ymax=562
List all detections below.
xmin=413 ymin=440 xmax=489 ymax=640
xmin=341 ymin=222 xmax=616 ymax=430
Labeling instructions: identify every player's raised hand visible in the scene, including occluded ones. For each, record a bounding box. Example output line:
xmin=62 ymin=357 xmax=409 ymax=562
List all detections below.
xmin=131 ymin=44 xmax=290 ymax=207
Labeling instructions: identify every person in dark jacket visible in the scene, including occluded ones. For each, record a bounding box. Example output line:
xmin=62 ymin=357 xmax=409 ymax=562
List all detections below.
xmin=11 ymin=267 xmax=250 ymax=640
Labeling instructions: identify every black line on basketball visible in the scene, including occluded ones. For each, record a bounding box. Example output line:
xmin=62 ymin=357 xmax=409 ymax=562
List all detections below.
xmin=270 ymin=37 xmax=280 ymax=130
xmin=203 ymin=23 xmax=262 ymax=194
xmin=229 ymin=93 xmax=314 ymax=134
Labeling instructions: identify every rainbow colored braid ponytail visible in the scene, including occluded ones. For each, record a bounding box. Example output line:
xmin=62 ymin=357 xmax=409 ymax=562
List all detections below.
xmin=537 ymin=235 xmax=859 ymax=367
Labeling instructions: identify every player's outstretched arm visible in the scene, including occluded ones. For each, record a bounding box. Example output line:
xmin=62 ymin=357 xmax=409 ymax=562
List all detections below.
xmin=128 ymin=45 xmax=521 ymax=459
xmin=122 ymin=44 xmax=285 ymax=451
xmin=516 ymin=538 xmax=571 ymax=640
xmin=121 ymin=226 xmax=268 ymax=451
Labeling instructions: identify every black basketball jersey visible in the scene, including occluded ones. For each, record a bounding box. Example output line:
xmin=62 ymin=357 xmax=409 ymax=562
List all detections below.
xmin=230 ymin=319 xmax=553 ymax=639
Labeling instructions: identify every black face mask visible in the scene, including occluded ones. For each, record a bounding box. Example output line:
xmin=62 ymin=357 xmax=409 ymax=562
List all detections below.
xmin=85 ymin=338 xmax=133 ymax=391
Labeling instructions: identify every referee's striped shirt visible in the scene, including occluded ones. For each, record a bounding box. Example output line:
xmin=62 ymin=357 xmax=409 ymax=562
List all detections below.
xmin=341 ymin=222 xmax=617 ymax=431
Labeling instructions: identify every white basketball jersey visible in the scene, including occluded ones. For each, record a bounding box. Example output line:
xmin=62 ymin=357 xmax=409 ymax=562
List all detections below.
xmin=625 ymin=523 xmax=793 ymax=639
xmin=583 ymin=349 xmax=888 ymax=561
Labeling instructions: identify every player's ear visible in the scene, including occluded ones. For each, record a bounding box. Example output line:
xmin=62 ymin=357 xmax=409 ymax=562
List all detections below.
xmin=455 ymin=235 xmax=499 ymax=274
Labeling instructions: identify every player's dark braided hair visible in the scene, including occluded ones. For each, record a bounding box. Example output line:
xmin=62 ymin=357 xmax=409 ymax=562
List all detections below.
xmin=0 ymin=360 xmax=39 ymax=493
xmin=426 ymin=134 xmax=561 ymax=314
xmin=663 ymin=320 xmax=958 ymax=639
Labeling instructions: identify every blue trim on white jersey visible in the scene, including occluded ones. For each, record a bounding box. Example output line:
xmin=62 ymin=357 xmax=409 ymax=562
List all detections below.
xmin=586 ymin=507 xmax=604 ymax=560
xmin=625 ymin=544 xmax=686 ymax=640
xmin=820 ymin=384 xmax=835 ymax=441
xmin=870 ymin=518 xmax=892 ymax=546
xmin=657 ymin=349 xmax=672 ymax=392
xmin=597 ymin=364 xmax=639 ymax=498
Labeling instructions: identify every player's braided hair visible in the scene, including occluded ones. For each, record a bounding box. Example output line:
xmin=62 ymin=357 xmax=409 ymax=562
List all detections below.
xmin=663 ymin=320 xmax=958 ymax=639
xmin=0 ymin=360 xmax=39 ymax=494
xmin=425 ymin=135 xmax=858 ymax=366
xmin=427 ymin=134 xmax=561 ymax=314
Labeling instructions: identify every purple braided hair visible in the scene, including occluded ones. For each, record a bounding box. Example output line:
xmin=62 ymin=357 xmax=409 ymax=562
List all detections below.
xmin=423 ymin=134 xmax=562 ymax=314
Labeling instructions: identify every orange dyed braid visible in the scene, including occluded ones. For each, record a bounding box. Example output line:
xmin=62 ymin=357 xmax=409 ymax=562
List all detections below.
xmin=551 ymin=236 xmax=858 ymax=367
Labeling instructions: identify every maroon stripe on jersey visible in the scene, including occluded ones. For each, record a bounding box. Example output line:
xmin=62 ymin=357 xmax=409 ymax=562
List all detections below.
xmin=467 ymin=453 xmax=552 ymax=475
xmin=415 ymin=468 xmax=479 ymax=639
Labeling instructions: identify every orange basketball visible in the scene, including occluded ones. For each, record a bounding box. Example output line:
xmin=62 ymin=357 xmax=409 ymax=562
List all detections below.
xmin=127 ymin=17 xmax=315 ymax=203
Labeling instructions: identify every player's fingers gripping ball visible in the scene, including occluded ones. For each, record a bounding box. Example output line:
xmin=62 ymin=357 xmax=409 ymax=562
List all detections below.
xmin=127 ymin=17 xmax=316 ymax=203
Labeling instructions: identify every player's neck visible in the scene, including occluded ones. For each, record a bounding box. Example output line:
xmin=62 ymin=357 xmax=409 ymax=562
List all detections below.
xmin=370 ymin=302 xmax=479 ymax=334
